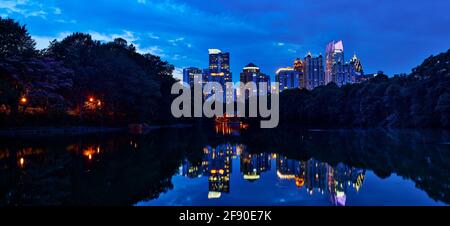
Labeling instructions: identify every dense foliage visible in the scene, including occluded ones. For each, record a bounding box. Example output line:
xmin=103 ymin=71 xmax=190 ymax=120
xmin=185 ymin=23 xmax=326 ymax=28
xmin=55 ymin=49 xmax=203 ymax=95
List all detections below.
xmin=0 ymin=18 xmax=37 ymax=59
xmin=0 ymin=18 xmax=177 ymax=126
xmin=279 ymin=49 xmax=450 ymax=128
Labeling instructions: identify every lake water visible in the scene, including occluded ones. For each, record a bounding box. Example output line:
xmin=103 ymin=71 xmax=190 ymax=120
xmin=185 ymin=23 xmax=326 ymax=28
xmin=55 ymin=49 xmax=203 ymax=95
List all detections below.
xmin=0 ymin=125 xmax=448 ymax=206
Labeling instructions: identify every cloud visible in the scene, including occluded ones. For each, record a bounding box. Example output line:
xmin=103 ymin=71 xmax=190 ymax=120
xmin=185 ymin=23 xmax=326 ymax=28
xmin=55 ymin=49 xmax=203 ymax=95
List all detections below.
xmin=172 ymin=67 xmax=183 ymax=81
xmin=0 ymin=0 xmax=55 ymax=18
xmin=168 ymin=37 xmax=186 ymax=46
xmin=32 ymin=32 xmax=71 ymax=49
xmin=148 ymin=33 xmax=160 ymax=40
xmin=53 ymin=7 xmax=61 ymax=15
xmin=89 ymin=30 xmax=138 ymax=43
xmin=55 ymin=19 xmax=77 ymax=24
xmin=137 ymin=45 xmax=166 ymax=57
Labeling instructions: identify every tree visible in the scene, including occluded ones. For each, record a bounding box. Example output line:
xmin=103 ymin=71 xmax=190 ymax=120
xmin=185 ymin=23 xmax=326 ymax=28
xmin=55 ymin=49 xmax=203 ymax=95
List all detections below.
xmin=435 ymin=93 xmax=450 ymax=127
xmin=0 ymin=17 xmax=37 ymax=59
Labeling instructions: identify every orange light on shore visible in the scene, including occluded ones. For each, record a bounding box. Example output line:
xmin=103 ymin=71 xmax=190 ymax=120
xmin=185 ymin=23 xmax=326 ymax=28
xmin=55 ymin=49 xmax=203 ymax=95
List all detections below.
xmin=19 ymin=157 xmax=25 ymax=167
xmin=20 ymin=97 xmax=27 ymax=104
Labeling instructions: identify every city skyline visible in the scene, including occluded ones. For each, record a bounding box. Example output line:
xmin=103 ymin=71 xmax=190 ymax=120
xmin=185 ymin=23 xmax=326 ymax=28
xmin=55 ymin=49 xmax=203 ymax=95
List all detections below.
xmin=1 ymin=0 xmax=449 ymax=81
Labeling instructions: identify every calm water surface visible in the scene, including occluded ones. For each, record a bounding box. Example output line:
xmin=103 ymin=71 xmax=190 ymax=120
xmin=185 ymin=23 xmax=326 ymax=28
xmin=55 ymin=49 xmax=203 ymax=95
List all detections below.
xmin=0 ymin=125 xmax=448 ymax=206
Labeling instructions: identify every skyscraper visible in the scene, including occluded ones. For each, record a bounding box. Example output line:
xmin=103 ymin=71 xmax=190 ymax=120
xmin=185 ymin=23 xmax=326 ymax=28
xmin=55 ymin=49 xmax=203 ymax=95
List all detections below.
xmin=304 ymin=53 xmax=325 ymax=90
xmin=239 ymin=63 xmax=270 ymax=96
xmin=208 ymin=49 xmax=232 ymax=84
xmin=183 ymin=67 xmax=203 ymax=87
xmin=331 ymin=62 xmax=357 ymax=87
xmin=293 ymin=58 xmax=305 ymax=89
xmin=276 ymin=67 xmax=300 ymax=91
xmin=207 ymin=49 xmax=233 ymax=103
xmin=325 ymin=40 xmax=344 ymax=84
xmin=350 ymin=53 xmax=364 ymax=76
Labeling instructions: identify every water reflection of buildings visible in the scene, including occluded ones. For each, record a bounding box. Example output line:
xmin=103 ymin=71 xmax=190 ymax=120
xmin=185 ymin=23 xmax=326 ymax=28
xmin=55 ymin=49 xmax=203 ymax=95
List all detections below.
xmin=203 ymin=144 xmax=234 ymax=199
xmin=178 ymin=144 xmax=366 ymax=205
xmin=277 ymin=155 xmax=366 ymax=206
xmin=240 ymin=152 xmax=271 ymax=181
xmin=215 ymin=121 xmax=249 ymax=136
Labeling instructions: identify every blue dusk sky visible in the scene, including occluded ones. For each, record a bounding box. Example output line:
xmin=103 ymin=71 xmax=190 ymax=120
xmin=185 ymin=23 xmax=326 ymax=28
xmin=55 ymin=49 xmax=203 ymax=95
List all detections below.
xmin=1 ymin=0 xmax=449 ymax=81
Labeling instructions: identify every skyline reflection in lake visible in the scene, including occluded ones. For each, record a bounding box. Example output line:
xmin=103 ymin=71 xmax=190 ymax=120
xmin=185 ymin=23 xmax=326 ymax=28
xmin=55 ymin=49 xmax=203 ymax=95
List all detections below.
xmin=141 ymin=143 xmax=366 ymax=206
xmin=0 ymin=126 xmax=448 ymax=206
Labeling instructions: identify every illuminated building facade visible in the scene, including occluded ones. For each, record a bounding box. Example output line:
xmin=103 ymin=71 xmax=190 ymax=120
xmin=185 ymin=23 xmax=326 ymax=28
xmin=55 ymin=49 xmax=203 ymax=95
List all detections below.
xmin=239 ymin=63 xmax=270 ymax=96
xmin=293 ymin=58 xmax=305 ymax=89
xmin=207 ymin=49 xmax=234 ymax=103
xmin=276 ymin=67 xmax=300 ymax=91
xmin=183 ymin=67 xmax=204 ymax=87
xmin=325 ymin=40 xmax=345 ymax=84
xmin=304 ymin=53 xmax=325 ymax=90
xmin=350 ymin=53 xmax=364 ymax=76
xmin=331 ymin=62 xmax=357 ymax=87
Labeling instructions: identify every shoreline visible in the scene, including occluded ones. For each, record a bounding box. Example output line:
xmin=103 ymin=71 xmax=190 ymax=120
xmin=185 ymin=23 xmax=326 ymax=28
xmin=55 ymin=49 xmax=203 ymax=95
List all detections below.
xmin=0 ymin=126 xmax=125 ymax=137
xmin=0 ymin=124 xmax=193 ymax=137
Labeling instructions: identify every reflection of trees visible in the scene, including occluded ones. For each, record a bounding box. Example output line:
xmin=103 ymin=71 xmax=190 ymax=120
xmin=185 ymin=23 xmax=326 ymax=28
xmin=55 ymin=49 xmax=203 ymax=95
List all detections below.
xmin=0 ymin=129 xmax=204 ymax=206
xmin=242 ymin=128 xmax=450 ymax=204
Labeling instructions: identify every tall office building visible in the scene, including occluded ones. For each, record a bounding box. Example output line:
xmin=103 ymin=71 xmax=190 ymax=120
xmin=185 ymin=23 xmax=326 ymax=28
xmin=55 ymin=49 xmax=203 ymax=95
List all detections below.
xmin=304 ymin=53 xmax=325 ymax=90
xmin=207 ymin=49 xmax=233 ymax=103
xmin=350 ymin=53 xmax=364 ymax=76
xmin=331 ymin=62 xmax=357 ymax=87
xmin=293 ymin=58 xmax=305 ymax=89
xmin=276 ymin=67 xmax=301 ymax=91
xmin=325 ymin=40 xmax=344 ymax=84
xmin=183 ymin=67 xmax=203 ymax=87
xmin=239 ymin=63 xmax=270 ymax=96
xmin=208 ymin=49 xmax=232 ymax=84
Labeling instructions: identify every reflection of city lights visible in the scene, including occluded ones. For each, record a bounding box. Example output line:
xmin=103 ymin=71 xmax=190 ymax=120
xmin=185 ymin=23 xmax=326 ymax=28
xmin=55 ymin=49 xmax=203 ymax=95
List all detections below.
xmin=277 ymin=171 xmax=296 ymax=180
xmin=178 ymin=144 xmax=366 ymax=205
xmin=20 ymin=97 xmax=27 ymax=104
xmin=19 ymin=157 xmax=25 ymax=167
xmin=244 ymin=174 xmax=260 ymax=180
xmin=295 ymin=177 xmax=305 ymax=188
xmin=83 ymin=146 xmax=100 ymax=161
xmin=208 ymin=191 xmax=221 ymax=199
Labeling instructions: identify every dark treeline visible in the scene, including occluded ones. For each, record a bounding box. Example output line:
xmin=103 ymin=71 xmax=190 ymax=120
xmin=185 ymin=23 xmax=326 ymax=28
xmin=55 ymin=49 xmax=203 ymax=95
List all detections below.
xmin=279 ymin=49 xmax=450 ymax=128
xmin=0 ymin=17 xmax=178 ymax=127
